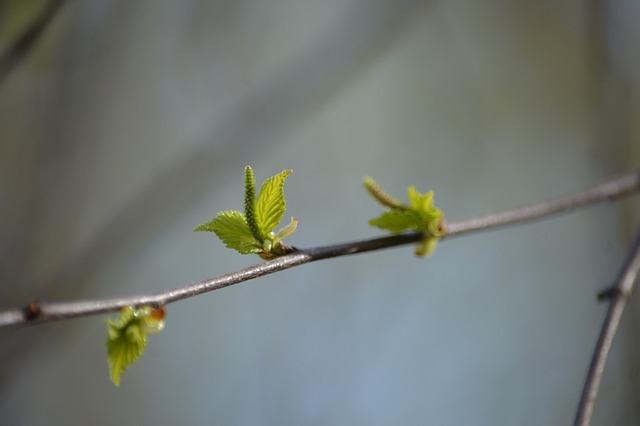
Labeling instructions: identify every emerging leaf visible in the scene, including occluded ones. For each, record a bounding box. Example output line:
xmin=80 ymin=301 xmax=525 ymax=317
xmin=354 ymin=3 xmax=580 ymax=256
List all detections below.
xmin=416 ymin=235 xmax=439 ymax=257
xmin=255 ymin=169 xmax=292 ymax=239
xmin=407 ymin=186 xmax=434 ymax=212
xmin=106 ymin=306 xmax=165 ymax=387
xmin=276 ymin=216 xmax=299 ymax=240
xmin=208 ymin=211 xmax=262 ymax=254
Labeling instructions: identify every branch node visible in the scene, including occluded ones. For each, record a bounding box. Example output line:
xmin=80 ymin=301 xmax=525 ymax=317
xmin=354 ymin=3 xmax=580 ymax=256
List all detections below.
xmin=596 ymin=286 xmax=629 ymax=302
xmin=23 ymin=299 xmax=42 ymax=320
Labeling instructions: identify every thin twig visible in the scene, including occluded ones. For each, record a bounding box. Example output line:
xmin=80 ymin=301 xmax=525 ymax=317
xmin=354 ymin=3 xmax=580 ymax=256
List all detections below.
xmin=0 ymin=171 xmax=638 ymax=329
xmin=574 ymin=228 xmax=640 ymax=426
xmin=445 ymin=171 xmax=640 ymax=237
xmin=0 ymin=0 xmax=67 ymax=84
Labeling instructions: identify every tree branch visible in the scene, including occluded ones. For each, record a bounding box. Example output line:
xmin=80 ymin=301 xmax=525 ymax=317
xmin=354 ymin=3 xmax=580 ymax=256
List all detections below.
xmin=0 ymin=0 xmax=67 ymax=84
xmin=573 ymin=227 xmax=640 ymax=426
xmin=0 ymin=170 xmax=638 ymax=329
xmin=445 ymin=171 xmax=640 ymax=236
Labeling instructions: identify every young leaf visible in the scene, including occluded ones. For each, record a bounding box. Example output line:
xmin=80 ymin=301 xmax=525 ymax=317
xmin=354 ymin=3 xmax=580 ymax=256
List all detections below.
xmin=275 ymin=216 xmax=299 ymax=240
xmin=106 ymin=306 xmax=165 ymax=387
xmin=368 ymin=210 xmax=422 ymax=233
xmin=193 ymin=222 xmax=216 ymax=232
xmin=207 ymin=211 xmax=262 ymax=254
xmin=416 ymin=235 xmax=439 ymax=257
xmin=407 ymin=186 xmax=434 ymax=212
xmin=255 ymin=169 xmax=292 ymax=238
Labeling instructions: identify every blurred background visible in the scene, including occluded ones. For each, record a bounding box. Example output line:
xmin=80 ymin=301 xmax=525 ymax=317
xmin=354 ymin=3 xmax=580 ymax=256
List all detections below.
xmin=1 ymin=0 xmax=639 ymax=425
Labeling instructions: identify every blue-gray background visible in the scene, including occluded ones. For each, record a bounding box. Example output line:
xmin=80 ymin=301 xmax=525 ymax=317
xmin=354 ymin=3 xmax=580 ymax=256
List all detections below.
xmin=1 ymin=1 xmax=639 ymax=425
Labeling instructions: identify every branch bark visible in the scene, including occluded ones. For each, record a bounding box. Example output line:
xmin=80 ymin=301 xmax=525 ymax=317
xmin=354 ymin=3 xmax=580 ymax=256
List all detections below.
xmin=0 ymin=170 xmax=638 ymax=329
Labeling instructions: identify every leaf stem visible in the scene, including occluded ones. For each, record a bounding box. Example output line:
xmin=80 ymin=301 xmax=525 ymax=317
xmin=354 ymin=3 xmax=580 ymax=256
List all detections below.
xmin=0 ymin=170 xmax=638 ymax=329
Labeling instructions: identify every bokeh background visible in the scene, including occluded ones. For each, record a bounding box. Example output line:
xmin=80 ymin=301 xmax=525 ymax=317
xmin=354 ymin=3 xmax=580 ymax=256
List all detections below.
xmin=1 ymin=1 xmax=639 ymax=425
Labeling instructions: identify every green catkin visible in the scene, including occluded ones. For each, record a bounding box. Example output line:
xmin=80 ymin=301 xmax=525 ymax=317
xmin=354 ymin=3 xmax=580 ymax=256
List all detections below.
xmin=363 ymin=176 xmax=405 ymax=210
xmin=244 ymin=165 xmax=261 ymax=240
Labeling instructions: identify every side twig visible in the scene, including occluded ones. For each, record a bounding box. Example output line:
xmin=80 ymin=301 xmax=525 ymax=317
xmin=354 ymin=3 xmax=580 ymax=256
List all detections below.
xmin=0 ymin=170 xmax=638 ymax=329
xmin=0 ymin=0 xmax=66 ymax=84
xmin=574 ymin=227 xmax=640 ymax=426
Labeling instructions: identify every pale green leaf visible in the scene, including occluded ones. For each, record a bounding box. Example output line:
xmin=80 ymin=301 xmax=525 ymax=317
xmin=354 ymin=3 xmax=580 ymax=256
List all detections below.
xmin=255 ymin=169 xmax=292 ymax=238
xmin=415 ymin=235 xmax=439 ymax=257
xmin=106 ymin=306 xmax=165 ymax=387
xmin=194 ymin=221 xmax=216 ymax=232
xmin=211 ymin=210 xmax=262 ymax=254
xmin=106 ymin=308 xmax=146 ymax=387
xmin=275 ymin=216 xmax=299 ymax=240
xmin=407 ymin=186 xmax=434 ymax=212
xmin=368 ymin=210 xmax=422 ymax=233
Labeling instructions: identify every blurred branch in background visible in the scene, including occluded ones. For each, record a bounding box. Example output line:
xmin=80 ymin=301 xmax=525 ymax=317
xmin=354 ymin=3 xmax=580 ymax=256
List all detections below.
xmin=1 ymin=169 xmax=638 ymax=328
xmin=0 ymin=0 xmax=66 ymax=84
xmin=575 ymin=228 xmax=640 ymax=426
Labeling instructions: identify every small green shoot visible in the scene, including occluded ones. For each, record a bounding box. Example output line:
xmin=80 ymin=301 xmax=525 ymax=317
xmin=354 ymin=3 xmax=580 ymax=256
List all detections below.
xmin=195 ymin=166 xmax=297 ymax=259
xmin=364 ymin=177 xmax=445 ymax=257
xmin=106 ymin=305 xmax=165 ymax=387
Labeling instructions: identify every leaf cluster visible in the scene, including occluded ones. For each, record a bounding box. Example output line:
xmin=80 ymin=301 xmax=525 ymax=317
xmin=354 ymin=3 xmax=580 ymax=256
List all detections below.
xmin=364 ymin=177 xmax=445 ymax=256
xmin=106 ymin=305 xmax=165 ymax=386
xmin=194 ymin=166 xmax=297 ymax=259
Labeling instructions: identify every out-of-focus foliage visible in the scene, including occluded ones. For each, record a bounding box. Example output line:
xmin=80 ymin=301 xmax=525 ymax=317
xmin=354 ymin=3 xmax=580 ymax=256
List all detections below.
xmin=106 ymin=305 xmax=165 ymax=387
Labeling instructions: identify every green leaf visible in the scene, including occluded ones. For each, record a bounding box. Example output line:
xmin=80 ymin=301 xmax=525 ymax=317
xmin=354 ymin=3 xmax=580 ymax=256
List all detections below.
xmin=407 ymin=186 xmax=434 ymax=211
xmin=368 ymin=210 xmax=423 ymax=233
xmin=194 ymin=221 xmax=216 ymax=232
xmin=106 ymin=306 xmax=165 ymax=387
xmin=209 ymin=210 xmax=262 ymax=254
xmin=255 ymin=169 xmax=292 ymax=238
